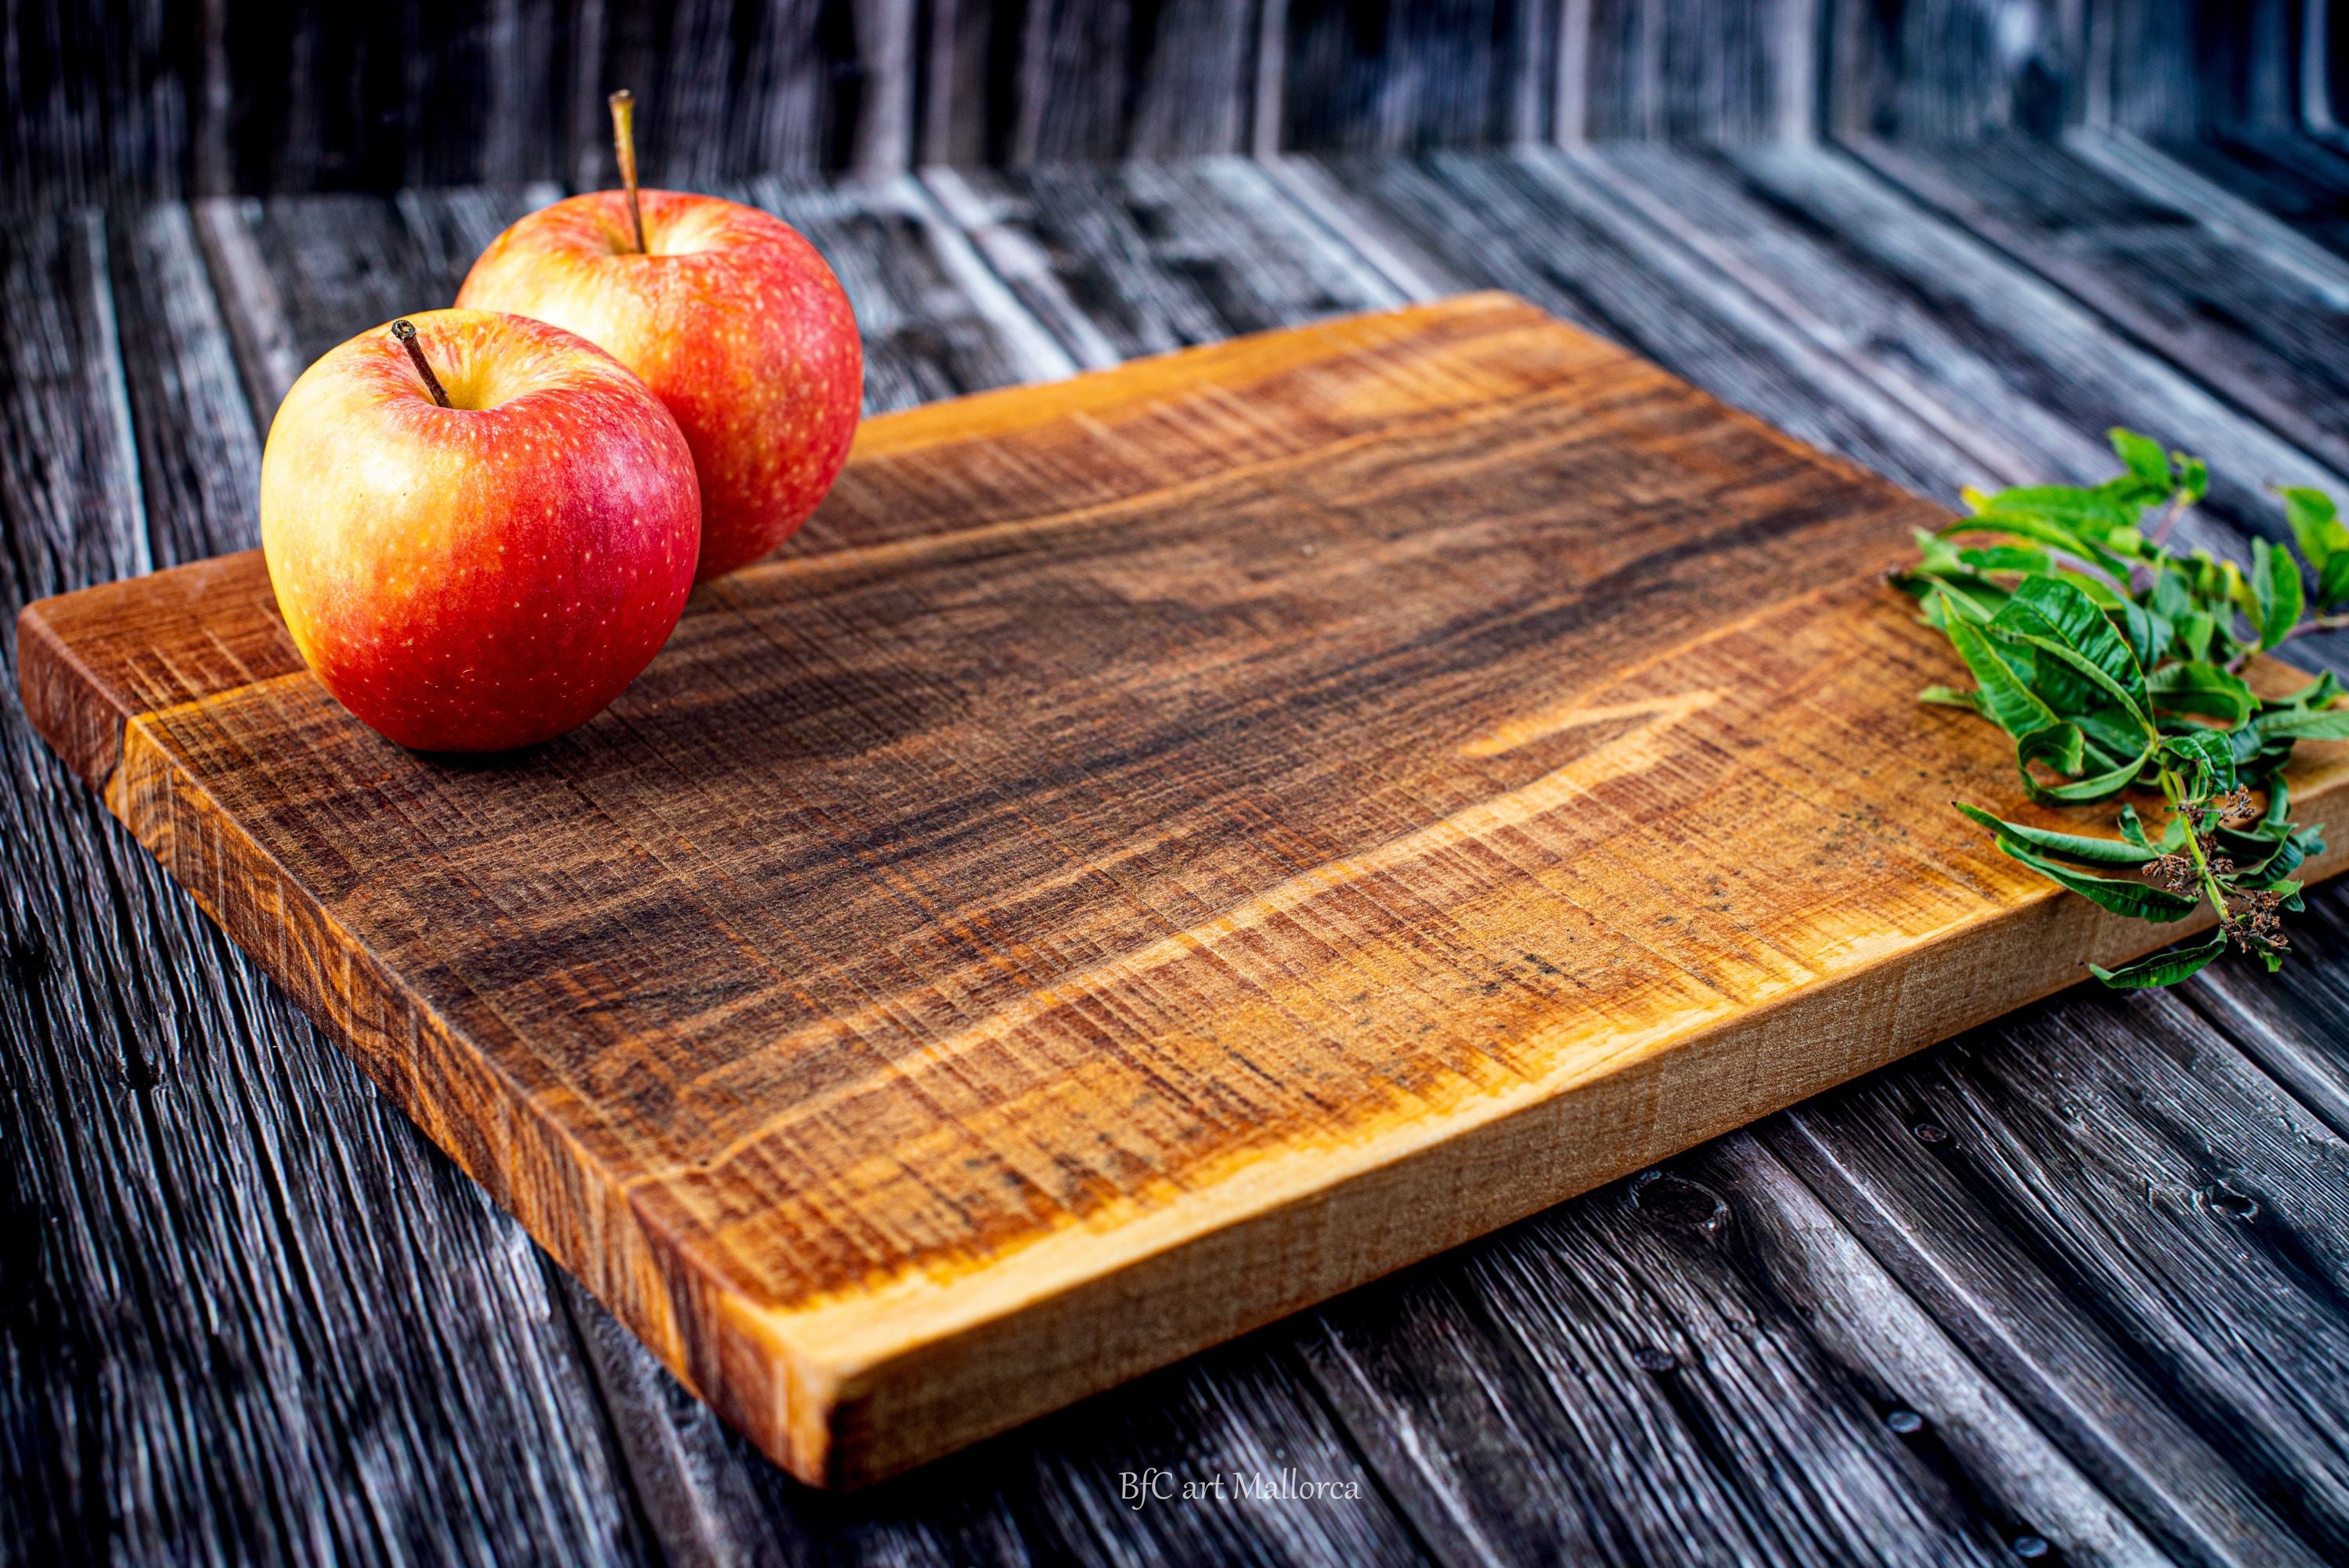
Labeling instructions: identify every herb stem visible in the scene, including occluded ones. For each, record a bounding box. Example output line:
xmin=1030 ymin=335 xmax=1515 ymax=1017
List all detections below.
xmin=2224 ymin=615 xmax=2349 ymax=673
xmin=2271 ymin=611 xmax=2349 ymax=647
xmin=2145 ymin=492 xmax=2187 ymax=547
xmin=2165 ymin=765 xmax=2235 ymax=935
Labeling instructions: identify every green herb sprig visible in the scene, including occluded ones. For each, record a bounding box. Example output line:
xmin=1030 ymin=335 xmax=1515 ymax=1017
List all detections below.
xmin=1898 ymin=429 xmax=2349 ymax=988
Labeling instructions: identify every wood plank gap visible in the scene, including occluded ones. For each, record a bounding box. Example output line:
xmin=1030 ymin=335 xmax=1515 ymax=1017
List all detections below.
xmin=1842 ymin=135 xmax=2349 ymax=485
xmin=1716 ymin=1129 xmax=2165 ymax=1566
xmin=917 ymin=167 xmax=1126 ymax=370
xmin=1552 ymin=0 xmax=1590 ymax=146
xmin=81 ymin=211 xmax=151 ymax=579
xmin=1247 ymin=157 xmax=1455 ymax=302
xmin=190 ymin=196 xmax=303 ymax=429
xmin=1528 ymin=146 xmax=2052 ymax=492
xmin=1251 ymin=0 xmax=1290 ymax=158
xmin=1767 ymin=1047 xmax=2341 ymax=1568
xmin=889 ymin=173 xmax=1083 ymax=382
xmin=2066 ymin=131 xmax=2349 ymax=305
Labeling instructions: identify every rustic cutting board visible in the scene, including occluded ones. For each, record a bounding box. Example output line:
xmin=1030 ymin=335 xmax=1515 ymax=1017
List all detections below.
xmin=21 ymin=292 xmax=2349 ymax=1487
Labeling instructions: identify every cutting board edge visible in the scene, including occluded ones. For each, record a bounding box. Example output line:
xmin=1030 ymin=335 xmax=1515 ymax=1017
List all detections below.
xmin=798 ymin=803 xmax=2349 ymax=1483
xmin=18 ymin=597 xmax=131 ymax=790
xmin=91 ymin=704 xmax=852 ymax=1479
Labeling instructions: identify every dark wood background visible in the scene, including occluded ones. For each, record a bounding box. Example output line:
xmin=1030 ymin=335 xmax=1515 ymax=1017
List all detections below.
xmin=17 ymin=2 xmax=2349 ymax=1564
xmin=8 ymin=0 xmax=2344 ymax=211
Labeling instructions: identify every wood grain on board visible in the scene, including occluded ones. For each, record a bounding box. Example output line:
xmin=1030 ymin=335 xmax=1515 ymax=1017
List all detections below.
xmin=18 ymin=290 xmax=2349 ymax=1487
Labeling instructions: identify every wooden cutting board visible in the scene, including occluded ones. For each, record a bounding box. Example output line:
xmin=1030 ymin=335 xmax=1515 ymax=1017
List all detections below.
xmin=21 ymin=292 xmax=2349 ymax=1487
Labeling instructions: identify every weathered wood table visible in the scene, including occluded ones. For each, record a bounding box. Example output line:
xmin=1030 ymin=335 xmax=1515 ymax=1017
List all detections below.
xmin=7 ymin=134 xmax=2349 ymax=1566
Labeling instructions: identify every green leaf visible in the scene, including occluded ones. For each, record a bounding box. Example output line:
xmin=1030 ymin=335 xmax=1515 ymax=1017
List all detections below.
xmin=1913 ymin=575 xmax=2008 ymax=627
xmin=2174 ymin=609 xmax=2216 ymax=664
xmin=2279 ymin=485 xmax=2349 ymax=571
xmin=2225 ymin=557 xmax=2261 ymax=626
xmin=1977 ymin=485 xmax=2140 ymax=535
xmin=2258 ymin=707 xmax=2349 ymax=741
xmin=2163 ymin=729 xmax=2239 ymax=794
xmin=2321 ymin=553 xmax=2349 ymax=611
xmin=2002 ymin=632 xmax=2155 ymax=731
xmin=1995 ymin=576 xmax=2149 ymax=704
xmin=2020 ymin=733 xmax=2152 ymax=803
xmin=1983 ymin=575 xmax=2152 ymax=723
xmin=2113 ymin=601 xmax=2171 ymax=675
xmin=2253 ymin=537 xmax=2304 ymax=651
xmin=2177 ymin=455 xmax=2210 ymax=503
xmin=1992 ymin=836 xmax=2202 ymax=922
xmin=1953 ymin=802 xmax=2158 ymax=866
xmin=2089 ymin=930 xmax=2228 ymax=989
xmin=2268 ymin=669 xmax=2343 ymax=711
xmin=1919 ymin=685 xmax=1987 ymax=716
xmin=2263 ymin=775 xmax=2293 ymax=829
xmin=1959 ymin=543 xmax=2055 ymax=575
xmin=1945 ymin=611 xmax=2061 ymax=739
xmin=2147 ymin=661 xmax=2257 ymax=724
xmin=1946 ymin=510 xmax=2133 ymax=582
xmin=2017 ymin=720 xmax=2086 ymax=778
xmin=2074 ymin=706 xmax=2152 ymax=761
xmin=2115 ymin=803 xmax=2188 ymax=852
xmin=2110 ymin=428 xmax=2172 ymax=487
xmin=2235 ymin=831 xmax=2307 ymax=885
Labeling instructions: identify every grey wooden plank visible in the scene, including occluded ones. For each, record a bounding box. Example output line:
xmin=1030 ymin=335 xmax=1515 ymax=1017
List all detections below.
xmin=568 ymin=1268 xmax=1435 ymax=1568
xmin=1575 ymin=142 xmax=2349 ymax=553
xmin=2102 ymin=0 xmax=2308 ymax=135
xmin=1301 ymin=1134 xmax=2160 ymax=1567
xmin=1 ymin=204 xmax=654 ymax=1568
xmin=1768 ymin=986 xmax=2349 ymax=1567
xmin=573 ymin=0 xmax=857 ymax=184
xmin=1518 ymin=142 xmax=2117 ymax=500
xmin=2181 ymin=880 xmax=2349 ymax=1141
xmin=2149 ymin=129 xmax=2349 ymax=261
xmin=216 ymin=1 xmax=887 ymax=195
xmin=1290 ymin=148 xmax=1994 ymax=500
xmin=103 ymin=202 xmax=263 ymax=562
xmin=1822 ymin=0 xmax=2081 ymax=140
xmin=740 ymin=172 xmax=1081 ymax=405
xmin=193 ymin=186 xmax=547 ymax=419
xmin=0 ymin=211 xmax=146 ymax=613
xmin=0 ymin=759 xmax=658 ymax=1568
xmin=921 ymin=158 xmax=1408 ymax=367
xmin=2066 ymin=130 xmax=2349 ymax=314
xmin=1845 ymin=133 xmax=2349 ymax=488
xmin=1279 ymin=0 xmax=1553 ymax=154
xmin=1 ymin=0 xmax=197 ymax=211
xmin=920 ymin=0 xmax=1263 ymax=167
xmin=1570 ymin=0 xmax=1817 ymax=144
xmin=1820 ymin=0 xmax=2306 ymax=142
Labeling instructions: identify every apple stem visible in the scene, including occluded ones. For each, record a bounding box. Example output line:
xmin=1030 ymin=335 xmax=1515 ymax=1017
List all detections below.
xmin=609 ymin=89 xmax=647 ymax=254
xmin=390 ymin=319 xmax=452 ymax=408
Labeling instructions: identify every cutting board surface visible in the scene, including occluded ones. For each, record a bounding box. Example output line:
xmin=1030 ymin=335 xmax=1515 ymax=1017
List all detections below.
xmin=23 ymin=293 xmax=2349 ymax=1485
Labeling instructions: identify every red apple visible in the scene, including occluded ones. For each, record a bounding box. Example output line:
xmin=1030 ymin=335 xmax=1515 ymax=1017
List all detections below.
xmin=260 ymin=308 xmax=701 ymax=752
xmin=456 ymin=189 xmax=862 ymax=582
